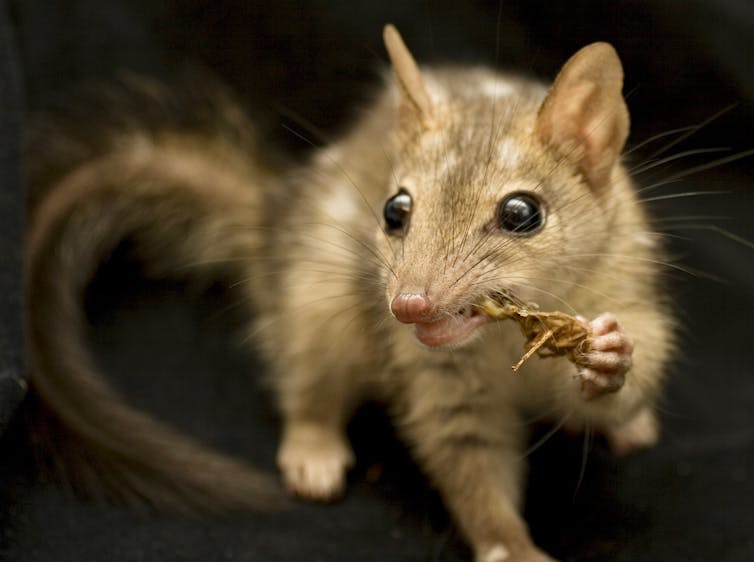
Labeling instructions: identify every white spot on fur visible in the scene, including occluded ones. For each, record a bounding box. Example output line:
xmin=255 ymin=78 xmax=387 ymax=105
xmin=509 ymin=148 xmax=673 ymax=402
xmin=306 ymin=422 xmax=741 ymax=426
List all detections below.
xmin=498 ymin=139 xmax=522 ymax=167
xmin=437 ymin=151 xmax=460 ymax=177
xmin=322 ymin=182 xmax=360 ymax=222
xmin=480 ymin=78 xmax=516 ymax=99
xmin=316 ymin=145 xmax=342 ymax=165
xmin=482 ymin=544 xmax=511 ymax=562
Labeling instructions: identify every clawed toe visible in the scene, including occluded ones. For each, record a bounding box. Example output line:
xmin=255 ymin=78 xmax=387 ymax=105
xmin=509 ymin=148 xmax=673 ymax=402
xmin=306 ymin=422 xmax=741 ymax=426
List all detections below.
xmin=578 ymin=313 xmax=634 ymax=400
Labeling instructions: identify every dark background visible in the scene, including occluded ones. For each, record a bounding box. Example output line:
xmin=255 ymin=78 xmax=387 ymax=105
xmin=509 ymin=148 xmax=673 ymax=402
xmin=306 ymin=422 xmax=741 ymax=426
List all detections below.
xmin=1 ymin=1 xmax=753 ymax=561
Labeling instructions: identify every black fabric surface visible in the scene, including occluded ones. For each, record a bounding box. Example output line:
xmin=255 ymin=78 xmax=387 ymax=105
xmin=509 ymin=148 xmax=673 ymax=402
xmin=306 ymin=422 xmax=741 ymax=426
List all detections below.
xmin=1 ymin=2 xmax=753 ymax=561
xmin=0 ymin=0 xmax=25 ymax=434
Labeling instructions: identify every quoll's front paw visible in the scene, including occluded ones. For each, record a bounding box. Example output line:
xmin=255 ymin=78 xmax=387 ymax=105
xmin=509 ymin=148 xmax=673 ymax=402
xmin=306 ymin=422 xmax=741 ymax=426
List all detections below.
xmin=277 ymin=424 xmax=354 ymax=502
xmin=578 ymin=312 xmax=633 ymax=401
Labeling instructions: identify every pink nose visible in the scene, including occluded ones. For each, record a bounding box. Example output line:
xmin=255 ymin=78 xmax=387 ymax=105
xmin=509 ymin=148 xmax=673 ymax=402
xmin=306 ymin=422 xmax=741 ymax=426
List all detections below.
xmin=391 ymin=293 xmax=433 ymax=323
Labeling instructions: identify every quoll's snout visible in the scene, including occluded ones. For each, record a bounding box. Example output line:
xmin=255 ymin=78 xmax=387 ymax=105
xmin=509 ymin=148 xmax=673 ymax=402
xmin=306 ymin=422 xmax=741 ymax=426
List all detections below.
xmin=390 ymin=292 xmax=434 ymax=324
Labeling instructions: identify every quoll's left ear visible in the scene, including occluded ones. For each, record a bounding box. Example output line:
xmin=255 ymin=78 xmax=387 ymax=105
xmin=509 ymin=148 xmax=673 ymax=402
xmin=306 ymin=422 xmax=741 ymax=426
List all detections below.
xmin=383 ymin=24 xmax=434 ymax=138
xmin=535 ymin=42 xmax=630 ymax=191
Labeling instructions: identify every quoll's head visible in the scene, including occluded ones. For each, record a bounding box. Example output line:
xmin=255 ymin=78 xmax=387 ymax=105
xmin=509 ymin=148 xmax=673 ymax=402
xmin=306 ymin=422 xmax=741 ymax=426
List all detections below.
xmin=379 ymin=24 xmax=631 ymax=350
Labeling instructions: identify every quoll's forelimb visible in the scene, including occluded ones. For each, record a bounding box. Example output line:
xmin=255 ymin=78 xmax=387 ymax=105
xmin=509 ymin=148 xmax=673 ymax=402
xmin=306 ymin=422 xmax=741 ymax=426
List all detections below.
xmin=391 ymin=364 xmax=556 ymax=562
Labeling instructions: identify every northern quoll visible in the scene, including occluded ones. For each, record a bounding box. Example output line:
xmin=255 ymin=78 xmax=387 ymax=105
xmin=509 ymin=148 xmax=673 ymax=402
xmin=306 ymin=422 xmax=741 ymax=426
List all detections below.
xmin=26 ymin=25 xmax=674 ymax=561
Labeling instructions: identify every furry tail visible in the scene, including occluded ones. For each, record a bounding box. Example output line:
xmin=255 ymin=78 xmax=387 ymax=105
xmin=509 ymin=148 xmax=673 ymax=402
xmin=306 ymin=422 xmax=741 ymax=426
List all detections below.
xmin=24 ymin=75 xmax=285 ymax=512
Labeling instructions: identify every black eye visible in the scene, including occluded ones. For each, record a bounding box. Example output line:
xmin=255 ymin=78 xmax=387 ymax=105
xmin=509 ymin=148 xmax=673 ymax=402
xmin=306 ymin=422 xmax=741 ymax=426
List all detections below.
xmin=497 ymin=192 xmax=544 ymax=235
xmin=384 ymin=188 xmax=413 ymax=233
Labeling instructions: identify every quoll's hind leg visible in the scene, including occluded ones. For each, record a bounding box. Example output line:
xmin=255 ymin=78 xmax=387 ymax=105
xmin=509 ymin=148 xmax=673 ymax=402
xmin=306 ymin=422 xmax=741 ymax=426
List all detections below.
xmin=604 ymin=406 xmax=659 ymax=456
xmin=395 ymin=376 xmax=559 ymax=562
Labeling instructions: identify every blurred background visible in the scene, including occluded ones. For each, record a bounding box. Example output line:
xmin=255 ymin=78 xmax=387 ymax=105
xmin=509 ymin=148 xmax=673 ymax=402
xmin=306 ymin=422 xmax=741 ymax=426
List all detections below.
xmin=12 ymin=1 xmax=754 ymax=157
xmin=1 ymin=1 xmax=752 ymax=561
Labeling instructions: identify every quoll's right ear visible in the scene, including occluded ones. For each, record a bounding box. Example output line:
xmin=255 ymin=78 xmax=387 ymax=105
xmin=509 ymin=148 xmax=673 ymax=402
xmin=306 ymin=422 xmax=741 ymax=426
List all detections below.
xmin=535 ymin=42 xmax=630 ymax=192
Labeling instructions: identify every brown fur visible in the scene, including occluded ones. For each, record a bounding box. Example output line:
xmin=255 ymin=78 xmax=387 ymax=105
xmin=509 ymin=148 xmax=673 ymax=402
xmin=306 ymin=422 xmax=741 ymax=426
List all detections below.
xmin=26 ymin=75 xmax=285 ymax=510
xmin=26 ymin=28 xmax=675 ymax=560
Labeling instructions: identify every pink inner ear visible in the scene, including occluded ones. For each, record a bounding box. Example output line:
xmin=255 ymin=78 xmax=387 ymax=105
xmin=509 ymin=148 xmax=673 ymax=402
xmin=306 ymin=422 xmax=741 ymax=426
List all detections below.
xmin=539 ymin=79 xmax=626 ymax=190
xmin=583 ymin=111 xmax=623 ymax=188
xmin=545 ymin=82 xmax=597 ymax=155
xmin=536 ymin=43 xmax=629 ymax=191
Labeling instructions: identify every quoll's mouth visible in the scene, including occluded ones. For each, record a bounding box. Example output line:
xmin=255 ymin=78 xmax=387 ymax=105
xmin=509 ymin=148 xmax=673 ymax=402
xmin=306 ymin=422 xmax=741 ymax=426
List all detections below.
xmin=413 ymin=305 xmax=493 ymax=348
